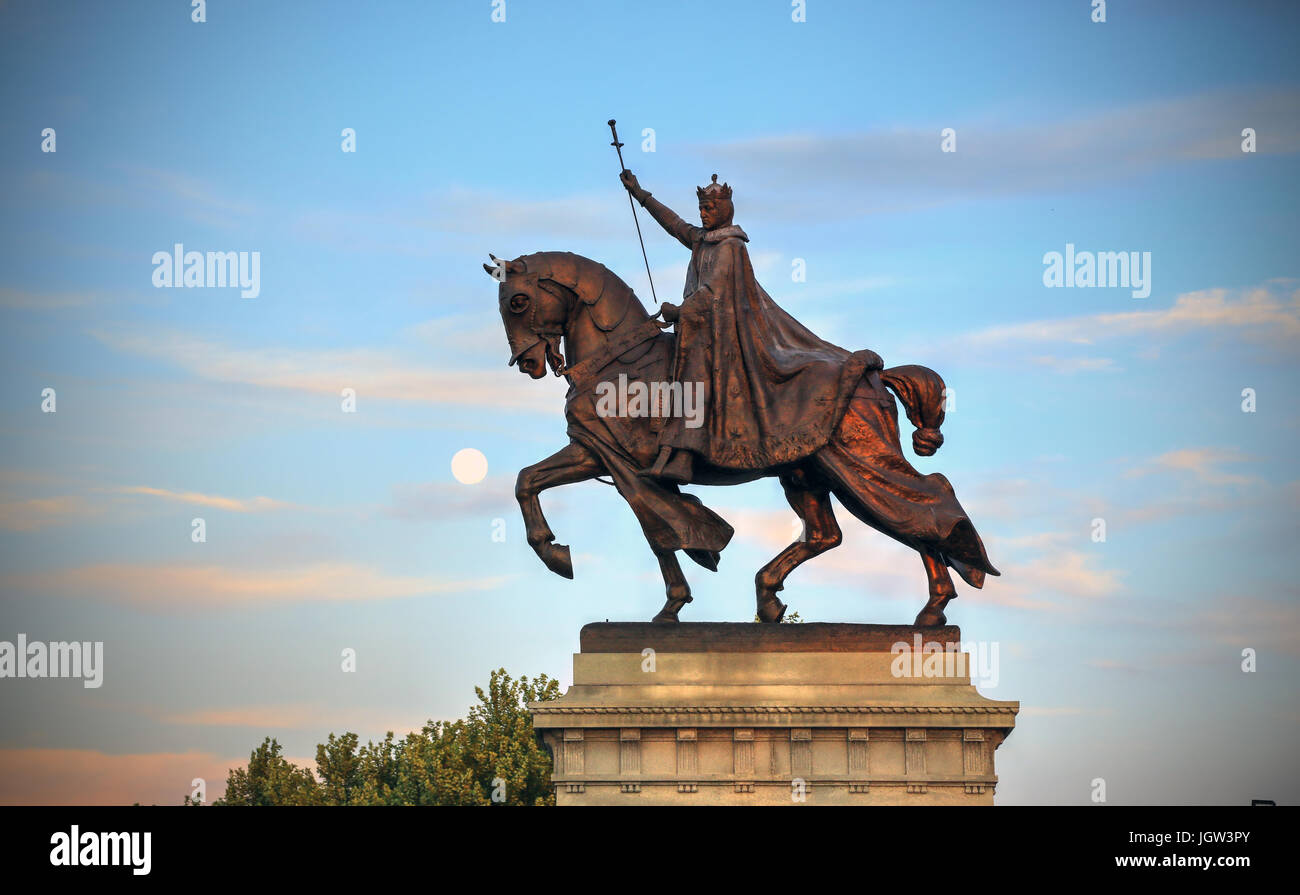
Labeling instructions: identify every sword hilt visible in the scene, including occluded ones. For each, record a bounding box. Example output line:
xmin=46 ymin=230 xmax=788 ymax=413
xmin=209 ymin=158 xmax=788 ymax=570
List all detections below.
xmin=608 ymin=119 xmax=626 ymax=165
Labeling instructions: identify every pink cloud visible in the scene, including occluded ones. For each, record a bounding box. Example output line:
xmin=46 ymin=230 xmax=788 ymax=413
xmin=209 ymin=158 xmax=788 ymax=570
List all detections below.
xmin=0 ymin=495 xmax=100 ymax=532
xmin=0 ymin=749 xmax=235 ymax=806
xmin=110 ymin=485 xmax=291 ymax=512
xmin=5 ymin=562 xmax=510 ymax=609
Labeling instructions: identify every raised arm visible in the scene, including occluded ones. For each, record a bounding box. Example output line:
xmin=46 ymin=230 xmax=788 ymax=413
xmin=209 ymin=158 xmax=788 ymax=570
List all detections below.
xmin=620 ymin=169 xmax=702 ymax=250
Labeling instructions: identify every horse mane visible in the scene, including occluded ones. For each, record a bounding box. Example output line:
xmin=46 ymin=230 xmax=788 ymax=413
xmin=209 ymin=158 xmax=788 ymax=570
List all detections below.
xmin=514 ymin=251 xmax=651 ymax=331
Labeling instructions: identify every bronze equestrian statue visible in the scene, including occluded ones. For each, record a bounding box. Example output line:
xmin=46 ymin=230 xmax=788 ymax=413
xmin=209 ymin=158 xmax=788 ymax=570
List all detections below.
xmin=485 ymin=169 xmax=999 ymax=626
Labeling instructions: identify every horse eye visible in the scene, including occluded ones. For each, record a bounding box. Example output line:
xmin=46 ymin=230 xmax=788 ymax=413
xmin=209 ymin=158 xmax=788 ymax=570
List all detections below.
xmin=509 ymin=294 xmax=530 ymax=314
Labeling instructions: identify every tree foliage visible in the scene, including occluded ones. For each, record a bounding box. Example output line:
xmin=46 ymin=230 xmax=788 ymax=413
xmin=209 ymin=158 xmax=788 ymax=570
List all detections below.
xmin=752 ymin=609 xmax=804 ymax=623
xmin=213 ymin=669 xmax=561 ymax=806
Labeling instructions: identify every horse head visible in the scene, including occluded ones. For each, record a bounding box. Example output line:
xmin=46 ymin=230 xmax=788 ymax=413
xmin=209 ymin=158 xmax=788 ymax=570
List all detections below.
xmin=483 ymin=251 xmax=644 ymax=380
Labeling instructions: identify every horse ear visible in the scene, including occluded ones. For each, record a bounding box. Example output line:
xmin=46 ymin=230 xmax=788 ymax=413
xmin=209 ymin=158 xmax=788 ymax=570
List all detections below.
xmin=484 ymin=254 xmax=523 ymax=280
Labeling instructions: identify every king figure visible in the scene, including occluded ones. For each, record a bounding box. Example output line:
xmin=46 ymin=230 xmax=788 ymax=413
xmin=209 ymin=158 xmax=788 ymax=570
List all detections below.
xmin=619 ymin=168 xmax=882 ymax=485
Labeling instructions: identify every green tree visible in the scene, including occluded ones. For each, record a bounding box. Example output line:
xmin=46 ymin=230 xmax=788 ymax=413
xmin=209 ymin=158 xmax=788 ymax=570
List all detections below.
xmin=216 ymin=737 xmax=321 ymax=806
xmin=316 ymin=732 xmax=363 ymax=805
xmin=213 ymin=669 xmax=560 ymax=806
xmin=462 ymin=669 xmax=561 ymax=806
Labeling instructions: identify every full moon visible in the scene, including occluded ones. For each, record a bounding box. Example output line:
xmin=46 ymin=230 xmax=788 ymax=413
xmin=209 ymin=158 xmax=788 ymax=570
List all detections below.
xmin=450 ymin=448 xmax=488 ymax=485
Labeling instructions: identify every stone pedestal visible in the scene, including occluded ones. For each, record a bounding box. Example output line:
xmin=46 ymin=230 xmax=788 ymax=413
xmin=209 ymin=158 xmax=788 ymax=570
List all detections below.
xmin=530 ymin=622 xmax=1017 ymax=805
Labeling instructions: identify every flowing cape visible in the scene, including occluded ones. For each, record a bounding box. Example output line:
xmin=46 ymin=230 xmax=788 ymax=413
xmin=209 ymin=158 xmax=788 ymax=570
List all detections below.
xmin=667 ymin=228 xmax=877 ymax=469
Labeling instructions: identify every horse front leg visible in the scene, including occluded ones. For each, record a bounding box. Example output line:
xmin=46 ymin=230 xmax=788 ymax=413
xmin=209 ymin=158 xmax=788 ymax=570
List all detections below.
xmin=516 ymin=441 xmax=603 ymax=579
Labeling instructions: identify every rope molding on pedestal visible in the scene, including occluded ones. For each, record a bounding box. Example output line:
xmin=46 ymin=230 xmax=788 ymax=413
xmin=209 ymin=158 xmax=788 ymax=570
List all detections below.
xmin=531 ymin=704 xmax=1019 ymax=715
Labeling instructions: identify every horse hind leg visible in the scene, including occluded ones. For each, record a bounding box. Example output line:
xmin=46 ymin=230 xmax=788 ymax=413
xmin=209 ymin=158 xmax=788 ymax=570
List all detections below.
xmin=651 ymin=550 xmax=693 ymax=623
xmin=812 ymin=442 xmax=963 ymax=628
xmin=755 ymin=469 xmax=843 ymax=623
xmin=915 ymin=547 xmax=957 ymax=627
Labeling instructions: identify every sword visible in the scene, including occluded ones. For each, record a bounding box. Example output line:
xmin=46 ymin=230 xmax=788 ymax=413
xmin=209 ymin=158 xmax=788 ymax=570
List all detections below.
xmin=607 ymin=119 xmax=658 ymax=305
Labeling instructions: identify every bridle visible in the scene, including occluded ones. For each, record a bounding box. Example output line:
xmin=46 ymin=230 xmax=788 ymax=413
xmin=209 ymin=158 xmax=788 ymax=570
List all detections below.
xmin=506 ymin=277 xmax=574 ymax=376
xmin=509 ymin=276 xmax=669 ymax=389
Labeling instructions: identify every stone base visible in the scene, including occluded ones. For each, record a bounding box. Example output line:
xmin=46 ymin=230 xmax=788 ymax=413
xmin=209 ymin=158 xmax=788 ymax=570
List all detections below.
xmin=530 ymin=622 xmax=1017 ymax=806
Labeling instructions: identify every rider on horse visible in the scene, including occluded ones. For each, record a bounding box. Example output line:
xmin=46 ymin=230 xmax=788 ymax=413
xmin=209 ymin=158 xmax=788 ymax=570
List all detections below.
xmin=619 ymin=169 xmax=882 ymax=485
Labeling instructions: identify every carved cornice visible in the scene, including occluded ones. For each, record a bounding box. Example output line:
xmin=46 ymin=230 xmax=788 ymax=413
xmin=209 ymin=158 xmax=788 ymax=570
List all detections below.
xmin=534 ymin=704 xmax=1017 ymax=715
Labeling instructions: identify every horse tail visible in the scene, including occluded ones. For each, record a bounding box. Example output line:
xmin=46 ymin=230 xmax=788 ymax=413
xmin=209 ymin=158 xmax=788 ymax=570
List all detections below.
xmin=879 ymin=364 xmax=947 ymax=456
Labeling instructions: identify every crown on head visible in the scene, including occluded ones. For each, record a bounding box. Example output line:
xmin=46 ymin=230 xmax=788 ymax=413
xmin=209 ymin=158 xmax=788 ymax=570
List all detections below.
xmin=696 ymin=173 xmax=732 ymax=201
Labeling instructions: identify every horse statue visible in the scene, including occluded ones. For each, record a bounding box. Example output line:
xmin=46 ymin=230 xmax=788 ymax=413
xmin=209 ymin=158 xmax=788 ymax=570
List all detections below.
xmin=484 ymin=251 xmax=998 ymax=625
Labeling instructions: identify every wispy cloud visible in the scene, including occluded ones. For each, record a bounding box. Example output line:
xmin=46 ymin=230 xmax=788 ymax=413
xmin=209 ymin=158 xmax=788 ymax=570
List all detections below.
xmin=1122 ymin=594 xmax=1300 ymax=659
xmin=0 ymin=287 xmax=98 ymax=310
xmin=5 ymin=562 xmax=511 ymax=609
xmin=1125 ymin=447 xmax=1259 ymax=487
xmin=92 ymin=328 xmax=558 ymax=412
xmin=1086 ymin=659 xmax=1144 ymax=673
xmin=0 ymin=749 xmax=235 ymax=806
xmin=1018 ymin=707 xmax=1093 ymax=718
xmin=981 ymin=543 xmax=1122 ymax=610
xmin=117 ymin=165 xmax=260 ymax=229
xmin=1190 ymin=596 xmax=1300 ymax=657
xmin=427 ymin=186 xmax=619 ymax=241
xmin=0 ymin=495 xmax=100 ymax=531
xmin=159 ymin=703 xmax=419 ymax=735
xmin=942 ymin=280 xmax=1299 ymax=367
xmin=967 ymin=281 xmax=1298 ymax=345
xmin=695 ymin=88 xmax=1300 ymax=219
xmin=1029 ymin=355 xmax=1120 ymax=374
xmin=382 ymin=477 xmax=515 ymax=521
xmin=110 ymin=485 xmax=292 ymax=513
xmin=0 ymin=485 xmax=292 ymax=530
xmin=20 ymin=165 xmax=261 ymax=231
xmin=294 ymin=187 xmax=634 ymax=256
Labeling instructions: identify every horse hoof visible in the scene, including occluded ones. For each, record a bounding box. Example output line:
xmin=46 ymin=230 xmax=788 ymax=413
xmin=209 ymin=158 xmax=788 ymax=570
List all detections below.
xmin=913 ymin=608 xmax=947 ymax=627
xmin=757 ymin=595 xmax=787 ymax=623
xmin=652 ymin=596 xmax=690 ymax=623
xmin=541 ymin=543 xmax=573 ymax=579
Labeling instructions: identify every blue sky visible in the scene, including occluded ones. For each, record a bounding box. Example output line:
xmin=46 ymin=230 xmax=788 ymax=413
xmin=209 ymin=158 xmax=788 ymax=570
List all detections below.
xmin=0 ymin=0 xmax=1297 ymax=804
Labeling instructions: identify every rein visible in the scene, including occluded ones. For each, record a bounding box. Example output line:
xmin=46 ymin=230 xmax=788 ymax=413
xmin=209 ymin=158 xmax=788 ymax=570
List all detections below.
xmin=513 ymin=269 xmax=668 ymax=391
xmin=558 ymin=315 xmax=668 ymax=392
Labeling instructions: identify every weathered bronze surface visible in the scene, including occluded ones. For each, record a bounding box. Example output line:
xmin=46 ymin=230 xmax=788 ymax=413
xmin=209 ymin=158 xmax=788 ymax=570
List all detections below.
xmin=486 ymin=168 xmax=999 ymax=626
